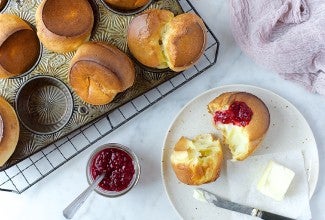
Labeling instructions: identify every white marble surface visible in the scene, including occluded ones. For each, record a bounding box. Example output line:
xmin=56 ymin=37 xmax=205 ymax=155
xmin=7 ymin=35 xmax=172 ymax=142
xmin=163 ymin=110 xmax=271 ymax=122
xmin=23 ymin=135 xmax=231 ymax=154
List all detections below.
xmin=1 ymin=0 xmax=325 ymax=219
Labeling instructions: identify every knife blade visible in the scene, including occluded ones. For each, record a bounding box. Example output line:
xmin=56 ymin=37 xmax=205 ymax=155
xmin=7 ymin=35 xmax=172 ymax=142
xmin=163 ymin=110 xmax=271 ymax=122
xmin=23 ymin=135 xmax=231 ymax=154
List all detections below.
xmin=195 ymin=188 xmax=295 ymax=220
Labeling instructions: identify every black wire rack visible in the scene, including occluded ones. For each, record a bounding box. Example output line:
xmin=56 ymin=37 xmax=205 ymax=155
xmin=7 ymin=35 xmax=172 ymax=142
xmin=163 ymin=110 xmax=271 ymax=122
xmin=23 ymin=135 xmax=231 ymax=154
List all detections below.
xmin=0 ymin=0 xmax=220 ymax=194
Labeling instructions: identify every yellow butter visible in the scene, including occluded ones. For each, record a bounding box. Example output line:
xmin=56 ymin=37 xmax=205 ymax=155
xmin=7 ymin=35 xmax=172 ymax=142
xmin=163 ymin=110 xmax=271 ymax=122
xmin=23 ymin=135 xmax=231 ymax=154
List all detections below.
xmin=257 ymin=160 xmax=295 ymax=201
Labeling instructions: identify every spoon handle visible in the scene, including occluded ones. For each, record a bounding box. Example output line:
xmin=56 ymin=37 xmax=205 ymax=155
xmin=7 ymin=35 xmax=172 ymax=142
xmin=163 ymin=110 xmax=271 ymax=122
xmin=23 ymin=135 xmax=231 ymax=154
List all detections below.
xmin=63 ymin=173 xmax=105 ymax=219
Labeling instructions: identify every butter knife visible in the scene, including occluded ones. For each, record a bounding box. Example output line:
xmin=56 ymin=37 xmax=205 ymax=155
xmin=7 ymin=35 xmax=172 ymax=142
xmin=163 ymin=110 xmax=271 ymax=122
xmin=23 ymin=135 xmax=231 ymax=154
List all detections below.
xmin=196 ymin=188 xmax=294 ymax=220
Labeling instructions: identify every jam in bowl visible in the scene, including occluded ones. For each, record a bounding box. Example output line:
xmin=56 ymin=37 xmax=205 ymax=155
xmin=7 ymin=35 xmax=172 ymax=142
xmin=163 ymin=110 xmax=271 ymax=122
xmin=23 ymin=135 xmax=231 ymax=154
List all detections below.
xmin=86 ymin=143 xmax=140 ymax=197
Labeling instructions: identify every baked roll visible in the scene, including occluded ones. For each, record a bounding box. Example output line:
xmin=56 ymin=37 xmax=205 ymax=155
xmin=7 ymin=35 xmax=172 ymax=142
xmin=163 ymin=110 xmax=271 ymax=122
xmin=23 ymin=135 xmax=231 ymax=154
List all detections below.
xmin=0 ymin=96 xmax=20 ymax=166
xmin=0 ymin=14 xmax=40 ymax=78
xmin=104 ymin=0 xmax=150 ymax=10
xmin=127 ymin=9 xmax=206 ymax=72
xmin=69 ymin=42 xmax=135 ymax=105
xmin=208 ymin=92 xmax=270 ymax=161
xmin=170 ymin=134 xmax=223 ymax=185
xmin=35 ymin=0 xmax=94 ymax=53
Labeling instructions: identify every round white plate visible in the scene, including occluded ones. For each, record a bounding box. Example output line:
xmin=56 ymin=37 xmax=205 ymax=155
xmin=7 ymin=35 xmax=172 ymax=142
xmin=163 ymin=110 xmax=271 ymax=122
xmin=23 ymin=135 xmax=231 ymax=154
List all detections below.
xmin=161 ymin=84 xmax=319 ymax=219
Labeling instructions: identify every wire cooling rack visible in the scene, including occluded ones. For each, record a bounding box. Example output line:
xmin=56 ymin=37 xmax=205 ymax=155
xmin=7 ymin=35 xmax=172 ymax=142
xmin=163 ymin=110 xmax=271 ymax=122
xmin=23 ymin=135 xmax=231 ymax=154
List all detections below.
xmin=0 ymin=0 xmax=219 ymax=194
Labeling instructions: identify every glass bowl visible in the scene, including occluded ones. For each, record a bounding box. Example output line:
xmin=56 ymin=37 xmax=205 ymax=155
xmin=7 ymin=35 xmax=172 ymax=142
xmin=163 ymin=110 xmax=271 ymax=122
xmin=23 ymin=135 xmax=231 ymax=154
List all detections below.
xmin=86 ymin=143 xmax=140 ymax=197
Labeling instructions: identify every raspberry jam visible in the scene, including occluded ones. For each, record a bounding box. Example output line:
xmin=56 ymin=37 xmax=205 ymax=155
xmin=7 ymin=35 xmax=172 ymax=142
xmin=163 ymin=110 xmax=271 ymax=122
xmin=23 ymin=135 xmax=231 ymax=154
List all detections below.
xmin=90 ymin=147 xmax=135 ymax=192
xmin=213 ymin=101 xmax=253 ymax=126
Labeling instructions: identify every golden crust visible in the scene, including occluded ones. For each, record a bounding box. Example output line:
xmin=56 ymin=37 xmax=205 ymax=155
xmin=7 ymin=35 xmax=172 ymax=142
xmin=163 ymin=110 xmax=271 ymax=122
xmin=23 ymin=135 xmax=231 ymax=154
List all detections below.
xmin=0 ymin=97 xmax=19 ymax=166
xmin=69 ymin=42 xmax=135 ymax=105
xmin=208 ymin=92 xmax=270 ymax=160
xmin=127 ymin=9 xmax=174 ymax=69
xmin=104 ymin=0 xmax=150 ymax=10
xmin=0 ymin=14 xmax=30 ymax=45
xmin=163 ymin=13 xmax=206 ymax=72
xmin=35 ymin=0 xmax=94 ymax=53
xmin=170 ymin=134 xmax=223 ymax=185
xmin=127 ymin=9 xmax=206 ymax=72
xmin=0 ymin=14 xmax=40 ymax=78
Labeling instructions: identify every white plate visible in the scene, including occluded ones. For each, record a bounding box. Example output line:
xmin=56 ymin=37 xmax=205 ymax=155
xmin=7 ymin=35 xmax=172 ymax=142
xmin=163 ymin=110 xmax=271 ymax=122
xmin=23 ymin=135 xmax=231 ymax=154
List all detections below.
xmin=161 ymin=84 xmax=319 ymax=219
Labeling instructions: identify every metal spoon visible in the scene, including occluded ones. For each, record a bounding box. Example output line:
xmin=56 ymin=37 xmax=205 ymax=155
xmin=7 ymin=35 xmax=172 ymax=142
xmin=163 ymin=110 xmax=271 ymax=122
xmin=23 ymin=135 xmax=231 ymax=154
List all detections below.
xmin=63 ymin=173 xmax=106 ymax=219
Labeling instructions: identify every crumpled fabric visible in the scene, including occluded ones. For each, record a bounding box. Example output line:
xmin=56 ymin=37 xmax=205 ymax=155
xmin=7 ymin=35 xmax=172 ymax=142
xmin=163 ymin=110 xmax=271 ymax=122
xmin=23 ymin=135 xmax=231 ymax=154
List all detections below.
xmin=229 ymin=0 xmax=325 ymax=95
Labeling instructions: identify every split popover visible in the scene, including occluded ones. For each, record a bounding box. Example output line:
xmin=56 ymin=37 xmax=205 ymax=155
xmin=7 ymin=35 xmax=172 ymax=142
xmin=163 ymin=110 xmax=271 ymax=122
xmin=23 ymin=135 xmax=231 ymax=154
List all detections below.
xmin=127 ymin=9 xmax=206 ymax=72
xmin=104 ymin=0 xmax=150 ymax=10
xmin=0 ymin=14 xmax=40 ymax=78
xmin=208 ymin=92 xmax=270 ymax=161
xmin=35 ymin=0 xmax=94 ymax=53
xmin=69 ymin=42 xmax=135 ymax=105
xmin=0 ymin=97 xmax=20 ymax=166
xmin=170 ymin=134 xmax=223 ymax=185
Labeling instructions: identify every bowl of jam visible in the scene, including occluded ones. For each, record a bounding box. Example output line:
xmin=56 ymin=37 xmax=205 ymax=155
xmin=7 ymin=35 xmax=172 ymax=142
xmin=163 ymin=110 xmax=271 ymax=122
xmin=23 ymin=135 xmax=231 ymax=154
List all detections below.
xmin=86 ymin=143 xmax=140 ymax=197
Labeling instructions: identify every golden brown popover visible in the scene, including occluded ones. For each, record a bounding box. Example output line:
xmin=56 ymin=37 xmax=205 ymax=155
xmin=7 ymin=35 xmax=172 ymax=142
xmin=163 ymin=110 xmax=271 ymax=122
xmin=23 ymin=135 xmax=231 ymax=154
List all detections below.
xmin=35 ymin=0 xmax=94 ymax=53
xmin=127 ymin=9 xmax=206 ymax=72
xmin=208 ymin=92 xmax=270 ymax=160
xmin=0 ymin=96 xmax=20 ymax=166
xmin=171 ymin=134 xmax=223 ymax=185
xmin=69 ymin=42 xmax=135 ymax=105
xmin=0 ymin=14 xmax=40 ymax=78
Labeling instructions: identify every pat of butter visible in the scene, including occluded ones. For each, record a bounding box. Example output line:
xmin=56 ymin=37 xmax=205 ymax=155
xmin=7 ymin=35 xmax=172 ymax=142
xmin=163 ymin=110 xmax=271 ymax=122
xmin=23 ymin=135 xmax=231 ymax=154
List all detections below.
xmin=193 ymin=189 xmax=207 ymax=202
xmin=257 ymin=160 xmax=295 ymax=201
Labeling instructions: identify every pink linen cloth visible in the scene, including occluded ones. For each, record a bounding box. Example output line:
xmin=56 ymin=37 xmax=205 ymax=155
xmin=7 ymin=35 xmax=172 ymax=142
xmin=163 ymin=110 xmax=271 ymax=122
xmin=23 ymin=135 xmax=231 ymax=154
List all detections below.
xmin=229 ymin=0 xmax=325 ymax=95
